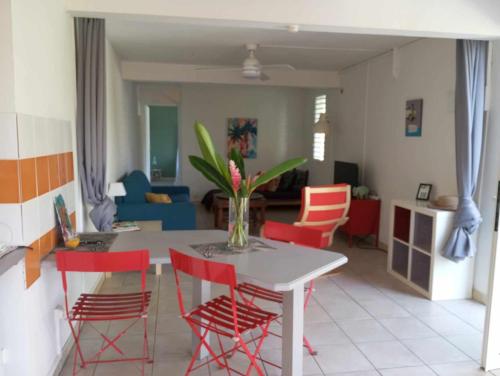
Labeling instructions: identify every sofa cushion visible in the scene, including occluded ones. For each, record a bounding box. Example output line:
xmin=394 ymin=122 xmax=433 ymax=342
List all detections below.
xmin=277 ymin=169 xmax=296 ymax=192
xmin=259 ymin=190 xmax=301 ymax=200
xmin=145 ymin=192 xmax=172 ymax=204
xmin=122 ymin=170 xmax=151 ymax=203
xmin=291 ymin=169 xmax=309 ymax=191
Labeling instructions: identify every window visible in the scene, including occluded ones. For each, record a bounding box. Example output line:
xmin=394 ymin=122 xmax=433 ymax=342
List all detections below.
xmin=314 ymin=94 xmax=327 ymax=123
xmin=313 ymin=94 xmax=327 ymax=161
xmin=313 ymin=133 xmax=326 ymax=161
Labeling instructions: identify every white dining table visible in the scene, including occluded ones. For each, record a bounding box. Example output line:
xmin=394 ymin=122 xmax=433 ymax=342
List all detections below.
xmin=111 ymin=229 xmax=348 ymax=376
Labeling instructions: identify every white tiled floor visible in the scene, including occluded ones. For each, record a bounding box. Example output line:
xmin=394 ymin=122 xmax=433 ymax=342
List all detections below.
xmin=59 ymin=206 xmax=496 ymax=375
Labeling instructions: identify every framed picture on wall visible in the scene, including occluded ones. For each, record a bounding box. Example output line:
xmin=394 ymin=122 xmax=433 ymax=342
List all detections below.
xmin=227 ymin=118 xmax=257 ymax=159
xmin=405 ymin=99 xmax=423 ymax=137
xmin=416 ymin=183 xmax=433 ymax=201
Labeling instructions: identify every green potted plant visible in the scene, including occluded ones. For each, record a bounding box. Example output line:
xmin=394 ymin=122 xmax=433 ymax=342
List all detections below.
xmin=189 ymin=121 xmax=307 ymax=249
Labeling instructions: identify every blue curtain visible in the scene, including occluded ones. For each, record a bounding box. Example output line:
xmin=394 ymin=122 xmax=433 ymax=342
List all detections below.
xmin=443 ymin=40 xmax=488 ymax=261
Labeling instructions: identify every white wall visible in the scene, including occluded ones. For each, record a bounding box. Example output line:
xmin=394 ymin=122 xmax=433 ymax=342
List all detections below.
xmin=333 ymin=39 xmax=457 ymax=247
xmin=179 ymin=84 xmax=308 ymax=199
xmin=0 ymin=0 xmax=15 ymax=113
xmin=66 ymin=0 xmax=500 ymax=39
xmin=106 ymin=41 xmax=141 ymax=183
xmin=0 ymin=2 xmax=102 ymax=376
xmin=476 ymin=41 xmax=500 ymax=298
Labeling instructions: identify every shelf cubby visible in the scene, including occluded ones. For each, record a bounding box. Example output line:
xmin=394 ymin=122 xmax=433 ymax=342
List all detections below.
xmin=392 ymin=240 xmax=409 ymax=278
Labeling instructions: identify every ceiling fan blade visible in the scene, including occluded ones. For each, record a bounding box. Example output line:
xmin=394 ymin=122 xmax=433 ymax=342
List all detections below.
xmin=195 ymin=66 xmax=241 ymax=72
xmin=261 ymin=64 xmax=296 ymax=71
xmin=260 ymin=73 xmax=270 ymax=81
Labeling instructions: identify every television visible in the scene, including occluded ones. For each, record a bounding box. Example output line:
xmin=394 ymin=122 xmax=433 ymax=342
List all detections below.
xmin=334 ymin=161 xmax=359 ymax=187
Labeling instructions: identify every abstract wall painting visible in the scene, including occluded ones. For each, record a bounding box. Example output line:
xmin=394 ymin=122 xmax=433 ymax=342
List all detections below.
xmin=227 ymin=118 xmax=257 ymax=159
xmin=405 ymin=99 xmax=423 ymax=137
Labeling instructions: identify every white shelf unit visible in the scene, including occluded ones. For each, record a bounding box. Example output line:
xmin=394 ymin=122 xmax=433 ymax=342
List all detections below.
xmin=387 ymin=200 xmax=474 ymax=300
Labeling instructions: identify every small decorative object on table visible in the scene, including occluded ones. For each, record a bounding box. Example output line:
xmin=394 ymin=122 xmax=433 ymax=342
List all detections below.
xmin=189 ymin=122 xmax=306 ymax=249
xmin=112 ymin=221 xmax=140 ymax=232
xmin=416 ymin=183 xmax=433 ymax=201
xmin=54 ymin=194 xmax=80 ymax=248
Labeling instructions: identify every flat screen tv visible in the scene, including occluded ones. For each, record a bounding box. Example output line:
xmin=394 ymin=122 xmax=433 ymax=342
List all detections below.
xmin=334 ymin=161 xmax=359 ymax=187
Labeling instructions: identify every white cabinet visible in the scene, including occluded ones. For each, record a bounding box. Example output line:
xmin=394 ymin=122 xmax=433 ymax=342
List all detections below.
xmin=387 ymin=200 xmax=474 ymax=300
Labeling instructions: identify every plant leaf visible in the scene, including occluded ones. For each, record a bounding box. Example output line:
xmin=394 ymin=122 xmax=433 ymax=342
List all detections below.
xmin=189 ymin=156 xmax=234 ymax=197
xmin=215 ymin=153 xmax=231 ymax=182
xmin=230 ymin=148 xmax=246 ymax=179
xmin=250 ymin=157 xmax=307 ymax=192
xmin=194 ymin=121 xmax=218 ymax=169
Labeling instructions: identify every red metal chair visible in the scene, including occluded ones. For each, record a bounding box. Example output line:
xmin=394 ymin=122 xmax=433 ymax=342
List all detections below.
xmin=169 ymin=249 xmax=278 ymax=376
xmin=295 ymin=184 xmax=351 ymax=247
xmin=237 ymin=220 xmax=324 ymax=357
xmin=56 ymin=250 xmax=152 ymax=375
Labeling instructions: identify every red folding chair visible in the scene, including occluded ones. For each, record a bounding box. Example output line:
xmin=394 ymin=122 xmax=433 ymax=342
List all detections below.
xmin=56 ymin=250 xmax=152 ymax=375
xmin=237 ymin=220 xmax=325 ymax=357
xmin=295 ymin=184 xmax=351 ymax=247
xmin=169 ymin=249 xmax=278 ymax=376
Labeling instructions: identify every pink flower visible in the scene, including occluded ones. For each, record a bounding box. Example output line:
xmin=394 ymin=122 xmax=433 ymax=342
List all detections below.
xmin=229 ymin=160 xmax=241 ymax=193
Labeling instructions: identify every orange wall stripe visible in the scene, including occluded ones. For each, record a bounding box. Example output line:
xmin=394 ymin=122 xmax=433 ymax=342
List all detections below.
xmin=20 ymin=157 xmax=37 ymax=202
xmin=0 ymin=152 xmax=74 ymax=204
xmin=36 ymin=156 xmax=50 ymax=195
xmin=25 ymin=239 xmax=41 ymax=288
xmin=0 ymin=160 xmax=20 ymax=203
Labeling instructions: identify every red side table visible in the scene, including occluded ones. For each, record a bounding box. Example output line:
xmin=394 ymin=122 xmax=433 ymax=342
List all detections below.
xmin=339 ymin=199 xmax=381 ymax=247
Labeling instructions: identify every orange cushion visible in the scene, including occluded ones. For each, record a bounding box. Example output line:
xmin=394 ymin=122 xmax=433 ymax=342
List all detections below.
xmin=145 ymin=192 xmax=172 ymax=204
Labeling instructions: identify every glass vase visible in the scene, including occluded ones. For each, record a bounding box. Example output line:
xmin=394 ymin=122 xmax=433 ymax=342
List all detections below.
xmin=228 ymin=197 xmax=249 ymax=249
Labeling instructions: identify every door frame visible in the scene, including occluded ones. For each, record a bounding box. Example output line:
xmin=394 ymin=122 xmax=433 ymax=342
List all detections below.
xmin=482 ymin=180 xmax=500 ymax=371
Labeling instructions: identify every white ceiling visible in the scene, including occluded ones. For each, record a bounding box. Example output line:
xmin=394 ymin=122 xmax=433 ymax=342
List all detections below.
xmin=106 ymin=19 xmax=419 ymax=71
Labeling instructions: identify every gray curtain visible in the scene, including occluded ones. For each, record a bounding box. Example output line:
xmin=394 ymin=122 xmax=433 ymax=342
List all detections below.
xmin=75 ymin=18 xmax=114 ymax=231
xmin=443 ymin=40 xmax=488 ymax=261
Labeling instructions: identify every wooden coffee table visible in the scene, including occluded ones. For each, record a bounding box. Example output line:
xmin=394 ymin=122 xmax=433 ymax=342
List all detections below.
xmin=213 ymin=193 xmax=267 ymax=231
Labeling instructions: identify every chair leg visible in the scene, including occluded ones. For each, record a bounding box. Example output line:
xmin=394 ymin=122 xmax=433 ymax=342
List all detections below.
xmin=69 ymin=320 xmax=86 ymax=374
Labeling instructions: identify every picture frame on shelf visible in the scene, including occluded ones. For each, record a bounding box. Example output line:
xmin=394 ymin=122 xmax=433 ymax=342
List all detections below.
xmin=416 ymin=183 xmax=433 ymax=201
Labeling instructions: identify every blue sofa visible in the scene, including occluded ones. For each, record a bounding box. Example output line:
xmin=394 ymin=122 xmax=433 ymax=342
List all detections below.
xmin=116 ymin=170 xmax=196 ymax=230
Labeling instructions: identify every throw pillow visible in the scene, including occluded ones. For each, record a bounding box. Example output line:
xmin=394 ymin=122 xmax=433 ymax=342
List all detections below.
xmin=145 ymin=192 xmax=172 ymax=204
xmin=257 ymin=176 xmax=281 ymax=192
xmin=291 ymin=169 xmax=309 ymax=191
xmin=277 ymin=169 xmax=296 ymax=191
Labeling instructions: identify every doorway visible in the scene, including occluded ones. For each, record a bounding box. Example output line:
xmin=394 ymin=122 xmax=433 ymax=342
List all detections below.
xmin=148 ymin=105 xmax=178 ymax=182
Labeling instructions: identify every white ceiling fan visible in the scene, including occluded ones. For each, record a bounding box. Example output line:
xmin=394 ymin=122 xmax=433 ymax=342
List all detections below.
xmin=196 ymin=43 xmax=295 ymax=81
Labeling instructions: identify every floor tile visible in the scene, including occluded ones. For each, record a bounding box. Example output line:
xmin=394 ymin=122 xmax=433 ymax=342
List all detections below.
xmin=378 ymin=317 xmax=439 ymax=340
xmin=314 ymin=344 xmax=374 ymax=374
xmin=304 ymin=321 xmax=352 ymax=346
xmin=259 ymin=348 xmax=323 ymax=375
xmin=321 ymin=298 xmax=371 ymax=321
xmin=356 ymin=298 xmax=410 ymax=319
xmin=325 ymin=371 xmax=380 ymax=376
xmin=337 ymin=319 xmax=394 ymax=343
xmin=431 ymin=361 xmax=491 ymax=375
xmin=357 ymin=341 xmax=422 ymax=369
xmin=445 ymin=333 xmax=483 ymax=361
xmin=402 ymin=337 xmax=470 ymax=365
xmin=418 ymin=314 xmax=481 ymax=336
xmin=379 ymin=365 xmax=435 ymax=375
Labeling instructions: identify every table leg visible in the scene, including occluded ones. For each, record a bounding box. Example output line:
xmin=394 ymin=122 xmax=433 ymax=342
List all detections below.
xmin=192 ymin=278 xmax=211 ymax=359
xmin=155 ymin=264 xmax=162 ymax=275
xmin=282 ymin=284 xmax=304 ymax=376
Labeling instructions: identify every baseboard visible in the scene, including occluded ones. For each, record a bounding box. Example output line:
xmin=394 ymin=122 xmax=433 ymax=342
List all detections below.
xmin=473 ymin=288 xmax=488 ymax=305
xmin=49 ymin=272 xmax=106 ymax=376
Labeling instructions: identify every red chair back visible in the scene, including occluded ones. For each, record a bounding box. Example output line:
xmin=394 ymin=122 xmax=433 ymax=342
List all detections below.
xmin=295 ymin=184 xmax=351 ymax=246
xmin=56 ymin=250 xmax=150 ymax=292
xmin=169 ymin=249 xmax=237 ymax=287
xmin=56 ymin=250 xmax=150 ymax=273
xmin=261 ymin=220 xmax=324 ymax=248
xmin=169 ymin=249 xmax=238 ymax=321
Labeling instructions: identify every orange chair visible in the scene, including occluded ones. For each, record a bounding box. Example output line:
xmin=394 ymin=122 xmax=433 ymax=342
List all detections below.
xmin=56 ymin=250 xmax=152 ymax=375
xmin=237 ymin=221 xmax=325 ymax=357
xmin=294 ymin=184 xmax=351 ymax=247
